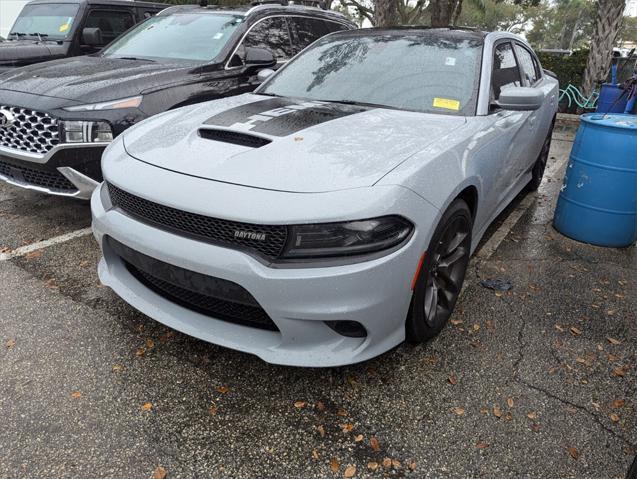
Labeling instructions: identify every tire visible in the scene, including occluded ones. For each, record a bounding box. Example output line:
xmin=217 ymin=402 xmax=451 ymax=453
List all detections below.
xmin=406 ymin=199 xmax=472 ymax=343
xmin=527 ymin=120 xmax=555 ymax=191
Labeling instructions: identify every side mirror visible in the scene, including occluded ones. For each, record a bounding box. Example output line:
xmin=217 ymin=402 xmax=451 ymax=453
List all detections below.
xmin=244 ymin=47 xmax=276 ymax=69
xmin=256 ymin=68 xmax=275 ymax=83
xmin=82 ymin=27 xmax=103 ymax=46
xmin=495 ymin=87 xmax=544 ymax=111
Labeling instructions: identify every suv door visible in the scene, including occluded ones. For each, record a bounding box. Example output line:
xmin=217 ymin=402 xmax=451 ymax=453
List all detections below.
xmin=239 ymin=16 xmax=294 ymax=66
xmin=81 ymin=8 xmax=136 ymax=51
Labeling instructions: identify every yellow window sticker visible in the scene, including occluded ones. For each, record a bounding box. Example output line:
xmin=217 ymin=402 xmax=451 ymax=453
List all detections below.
xmin=59 ymin=23 xmax=69 ymax=32
xmin=433 ymin=98 xmax=460 ymax=111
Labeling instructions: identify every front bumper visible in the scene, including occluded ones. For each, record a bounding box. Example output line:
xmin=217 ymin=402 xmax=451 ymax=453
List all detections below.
xmin=91 ymin=157 xmax=441 ymax=366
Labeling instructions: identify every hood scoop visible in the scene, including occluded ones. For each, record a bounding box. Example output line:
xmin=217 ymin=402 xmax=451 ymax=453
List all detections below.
xmin=198 ymin=128 xmax=271 ymax=148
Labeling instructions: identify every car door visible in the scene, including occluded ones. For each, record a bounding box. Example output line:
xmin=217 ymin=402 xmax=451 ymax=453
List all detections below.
xmin=487 ymin=40 xmax=536 ymax=206
xmin=80 ymin=8 xmax=136 ymax=52
xmin=288 ymin=16 xmax=328 ymax=54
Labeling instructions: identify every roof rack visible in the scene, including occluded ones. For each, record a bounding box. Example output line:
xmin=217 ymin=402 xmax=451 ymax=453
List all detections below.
xmin=248 ymin=0 xmax=328 ymax=10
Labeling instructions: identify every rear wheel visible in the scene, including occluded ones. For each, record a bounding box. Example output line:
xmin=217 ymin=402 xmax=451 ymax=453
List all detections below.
xmin=527 ymin=121 xmax=555 ymax=191
xmin=406 ymin=199 xmax=472 ymax=343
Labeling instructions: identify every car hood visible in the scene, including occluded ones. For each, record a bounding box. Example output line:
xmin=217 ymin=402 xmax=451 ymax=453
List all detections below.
xmin=0 ymin=40 xmax=59 ymax=67
xmin=122 ymin=94 xmax=467 ymax=193
xmin=0 ymin=55 xmax=196 ymax=103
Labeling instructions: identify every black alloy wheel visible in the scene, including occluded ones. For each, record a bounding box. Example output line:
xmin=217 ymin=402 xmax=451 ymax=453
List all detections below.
xmin=527 ymin=120 xmax=555 ymax=191
xmin=406 ymin=199 xmax=472 ymax=342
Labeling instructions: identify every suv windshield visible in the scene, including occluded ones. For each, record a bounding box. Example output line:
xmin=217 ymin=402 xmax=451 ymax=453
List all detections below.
xmin=259 ymin=32 xmax=484 ymax=115
xmin=10 ymin=3 xmax=79 ymax=40
xmin=102 ymin=13 xmax=243 ymax=62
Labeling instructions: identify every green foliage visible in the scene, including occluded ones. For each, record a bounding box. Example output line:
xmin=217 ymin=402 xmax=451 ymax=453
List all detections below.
xmin=536 ymin=49 xmax=589 ymax=88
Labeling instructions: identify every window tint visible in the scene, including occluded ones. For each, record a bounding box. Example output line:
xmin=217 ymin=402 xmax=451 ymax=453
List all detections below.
xmin=243 ymin=17 xmax=293 ymax=60
xmin=289 ymin=17 xmax=327 ymax=52
xmin=492 ymin=42 xmax=521 ymax=100
xmin=324 ymin=21 xmax=350 ymax=33
xmin=514 ymin=44 xmax=539 ymax=85
xmin=85 ymin=10 xmax=135 ymax=44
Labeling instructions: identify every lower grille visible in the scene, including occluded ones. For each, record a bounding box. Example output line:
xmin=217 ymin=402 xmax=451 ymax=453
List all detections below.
xmin=107 ymin=183 xmax=288 ymax=258
xmin=0 ymin=159 xmax=75 ymax=191
xmin=108 ymin=237 xmax=278 ymax=332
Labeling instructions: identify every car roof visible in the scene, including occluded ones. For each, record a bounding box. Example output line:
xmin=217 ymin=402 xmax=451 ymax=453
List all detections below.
xmin=157 ymin=2 xmax=353 ymax=22
xmin=332 ymin=26 xmax=487 ymax=40
xmin=27 ymin=0 xmax=168 ymax=7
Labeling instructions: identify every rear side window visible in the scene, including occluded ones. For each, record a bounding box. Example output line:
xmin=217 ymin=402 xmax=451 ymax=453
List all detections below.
xmin=84 ymin=10 xmax=135 ymax=45
xmin=324 ymin=20 xmax=350 ymax=33
xmin=288 ymin=17 xmax=327 ymax=53
xmin=492 ymin=42 xmax=521 ymax=100
xmin=514 ymin=44 xmax=539 ymax=85
xmin=243 ymin=17 xmax=294 ymax=61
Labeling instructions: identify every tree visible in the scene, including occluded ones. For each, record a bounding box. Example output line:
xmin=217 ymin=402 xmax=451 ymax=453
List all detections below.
xmin=581 ymin=0 xmax=626 ymax=95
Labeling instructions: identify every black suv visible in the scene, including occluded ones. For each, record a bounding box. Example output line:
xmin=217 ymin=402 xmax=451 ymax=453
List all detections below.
xmin=0 ymin=0 xmax=167 ymax=71
xmin=0 ymin=1 xmax=355 ymax=199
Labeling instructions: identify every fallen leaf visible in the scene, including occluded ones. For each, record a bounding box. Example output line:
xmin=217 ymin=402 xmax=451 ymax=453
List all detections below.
xmin=294 ymin=136 xmax=304 ymax=142
xmin=145 ymin=339 xmax=155 ymax=349
xmin=606 ymin=309 xmax=616 ymax=316
xmin=473 ymin=324 xmax=480 ymax=331
xmin=367 ymin=462 xmax=379 ymax=471
xmin=208 ymin=405 xmax=217 ymax=415
xmin=391 ymin=459 xmax=401 ymax=469
xmin=25 ymin=250 xmax=42 ymax=259
xmin=476 ymin=442 xmax=489 ymax=449
xmin=112 ymin=364 xmax=123 ymax=372
xmin=317 ymin=425 xmax=326 ymax=438
xmin=450 ymin=319 xmax=463 ymax=326
xmin=330 ymin=458 xmax=340 ymax=473
xmin=609 ymin=413 xmax=620 ymax=423
xmin=5 ymin=339 xmax=16 ymax=349
xmin=294 ymin=401 xmax=306 ymax=409
xmin=312 ymin=449 xmax=319 ymax=460
xmin=450 ymin=406 xmax=465 ymax=416
xmin=382 ymin=458 xmax=392 ymax=468
xmin=607 ymin=337 xmax=622 ymax=345
xmin=354 ymin=434 xmax=363 ymax=442
xmin=141 ymin=402 xmax=153 ymax=411
xmin=527 ymin=411 xmax=537 ymax=420
xmin=570 ymin=327 xmax=582 ymax=336
xmin=493 ymin=405 xmax=502 ymax=418
xmin=448 ymin=374 xmax=458 ymax=385
xmin=316 ymin=401 xmax=326 ymax=412
xmin=135 ymin=347 xmax=145 ymax=357
xmin=408 ymin=461 xmax=417 ymax=471
xmin=341 ymin=423 xmax=353 ymax=433
xmin=336 ymin=409 xmax=348 ymax=417
xmin=70 ymin=391 xmax=82 ymax=399
xmin=612 ymin=367 xmax=626 ymax=377
xmin=505 ymin=412 xmax=513 ymax=421
xmin=159 ymin=331 xmax=174 ymax=343
xmin=370 ymin=436 xmax=380 ymax=452
xmin=152 ymin=466 xmax=167 ymax=479
xmin=480 ymin=407 xmax=489 ymax=415
xmin=79 ymin=260 xmax=90 ymax=268
xmin=343 ymin=465 xmax=356 ymax=478
xmin=216 ymin=385 xmax=229 ymax=394
xmin=612 ymin=399 xmax=625 ymax=408
xmin=507 ymin=397 xmax=514 ymax=408
xmin=567 ymin=447 xmax=580 ymax=459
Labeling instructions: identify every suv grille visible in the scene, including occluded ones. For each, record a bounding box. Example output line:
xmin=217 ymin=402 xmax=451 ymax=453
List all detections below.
xmin=0 ymin=159 xmax=75 ymax=191
xmin=107 ymin=237 xmax=278 ymax=331
xmin=107 ymin=183 xmax=288 ymax=259
xmin=0 ymin=105 xmax=60 ymax=155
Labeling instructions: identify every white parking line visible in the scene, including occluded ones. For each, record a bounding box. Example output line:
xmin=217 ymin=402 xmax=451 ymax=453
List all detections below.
xmin=477 ymin=152 xmax=570 ymax=260
xmin=0 ymin=227 xmax=93 ymax=261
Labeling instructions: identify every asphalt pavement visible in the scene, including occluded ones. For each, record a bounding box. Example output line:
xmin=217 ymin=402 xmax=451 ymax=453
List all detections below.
xmin=0 ymin=124 xmax=635 ymax=479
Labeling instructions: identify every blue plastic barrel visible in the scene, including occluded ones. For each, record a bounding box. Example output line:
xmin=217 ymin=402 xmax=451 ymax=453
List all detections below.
xmin=597 ymin=84 xmax=628 ymax=113
xmin=553 ymin=114 xmax=637 ymax=247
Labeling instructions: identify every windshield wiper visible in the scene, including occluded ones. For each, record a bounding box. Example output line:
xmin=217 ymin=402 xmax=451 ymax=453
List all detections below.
xmin=29 ymin=33 xmax=49 ymax=42
xmin=324 ymin=99 xmax=392 ymax=110
xmin=113 ymin=56 xmax=156 ymax=62
xmin=9 ymin=32 xmax=27 ymax=38
xmin=257 ymin=92 xmax=282 ymax=98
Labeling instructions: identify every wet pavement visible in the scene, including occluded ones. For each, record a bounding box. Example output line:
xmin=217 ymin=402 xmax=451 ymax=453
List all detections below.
xmin=0 ymin=124 xmax=635 ymax=478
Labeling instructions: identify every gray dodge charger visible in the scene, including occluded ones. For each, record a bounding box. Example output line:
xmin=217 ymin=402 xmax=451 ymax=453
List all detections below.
xmin=91 ymin=28 xmax=558 ymax=367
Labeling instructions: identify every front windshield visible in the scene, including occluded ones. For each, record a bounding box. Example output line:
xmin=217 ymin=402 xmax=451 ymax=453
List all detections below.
xmin=259 ymin=32 xmax=484 ymax=116
xmin=102 ymin=13 xmax=242 ymax=62
xmin=10 ymin=3 xmax=79 ymax=40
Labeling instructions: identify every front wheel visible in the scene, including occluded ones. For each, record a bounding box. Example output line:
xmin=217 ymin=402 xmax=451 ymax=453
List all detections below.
xmin=406 ymin=199 xmax=472 ymax=343
xmin=527 ymin=122 xmax=555 ymax=191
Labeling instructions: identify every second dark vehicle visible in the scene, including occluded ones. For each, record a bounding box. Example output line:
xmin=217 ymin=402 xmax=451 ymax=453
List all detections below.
xmin=0 ymin=1 xmax=355 ymax=199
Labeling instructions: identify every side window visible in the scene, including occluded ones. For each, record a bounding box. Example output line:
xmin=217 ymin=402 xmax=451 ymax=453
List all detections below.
xmin=288 ymin=17 xmax=327 ymax=53
xmin=84 ymin=10 xmax=135 ymax=45
xmin=491 ymin=42 xmax=521 ymax=101
xmin=514 ymin=44 xmax=539 ymax=85
xmin=242 ymin=17 xmax=294 ymax=61
xmin=324 ymin=20 xmax=350 ymax=33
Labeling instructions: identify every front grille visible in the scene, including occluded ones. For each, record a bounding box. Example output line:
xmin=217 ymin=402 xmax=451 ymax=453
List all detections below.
xmin=0 ymin=159 xmax=75 ymax=191
xmin=0 ymin=105 xmax=60 ymax=155
xmin=108 ymin=183 xmax=288 ymax=258
xmin=107 ymin=237 xmax=278 ymax=331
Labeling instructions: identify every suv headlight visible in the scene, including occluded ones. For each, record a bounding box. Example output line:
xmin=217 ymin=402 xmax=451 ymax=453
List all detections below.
xmin=61 ymin=121 xmax=113 ymax=143
xmin=281 ymin=216 xmax=413 ymax=259
xmin=63 ymin=95 xmax=142 ymax=112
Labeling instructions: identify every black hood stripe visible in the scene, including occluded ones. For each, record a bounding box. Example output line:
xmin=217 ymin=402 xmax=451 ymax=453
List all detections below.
xmin=203 ymin=97 xmax=368 ymax=137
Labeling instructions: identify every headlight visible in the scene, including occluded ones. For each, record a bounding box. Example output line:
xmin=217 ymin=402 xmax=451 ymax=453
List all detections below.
xmin=281 ymin=216 xmax=413 ymax=259
xmin=62 ymin=121 xmax=113 ymax=143
xmin=63 ymin=95 xmax=142 ymax=112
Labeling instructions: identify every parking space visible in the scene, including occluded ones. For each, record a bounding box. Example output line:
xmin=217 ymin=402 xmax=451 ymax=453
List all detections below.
xmin=0 ymin=125 xmax=635 ymax=478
